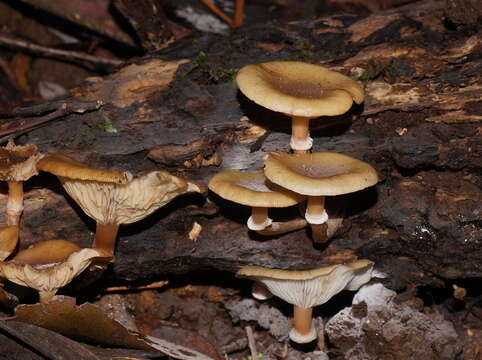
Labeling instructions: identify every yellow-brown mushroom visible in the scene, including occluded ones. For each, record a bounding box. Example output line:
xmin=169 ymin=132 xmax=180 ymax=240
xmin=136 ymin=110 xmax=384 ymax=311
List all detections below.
xmin=236 ymin=61 xmax=364 ymax=153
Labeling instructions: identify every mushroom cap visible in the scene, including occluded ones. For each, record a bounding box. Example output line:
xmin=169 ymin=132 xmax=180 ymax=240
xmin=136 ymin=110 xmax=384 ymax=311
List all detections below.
xmin=0 ymin=226 xmax=19 ymax=261
xmin=236 ymin=260 xmax=373 ymax=308
xmin=13 ymin=240 xmax=81 ymax=265
xmin=236 ymin=61 xmax=364 ymax=118
xmin=208 ymin=170 xmax=305 ymax=208
xmin=264 ymin=151 xmax=379 ymax=196
xmin=0 ymin=140 xmax=42 ymax=181
xmin=0 ymin=242 xmax=112 ymax=296
xmin=37 ymin=154 xmax=132 ymax=184
xmin=61 ymin=171 xmax=203 ymax=225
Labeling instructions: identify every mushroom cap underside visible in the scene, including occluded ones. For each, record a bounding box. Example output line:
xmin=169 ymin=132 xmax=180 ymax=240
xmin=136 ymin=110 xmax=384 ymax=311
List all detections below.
xmin=236 ymin=61 xmax=364 ymax=117
xmin=0 ymin=141 xmax=41 ymax=181
xmin=61 ymin=170 xmax=203 ymax=224
xmin=208 ymin=170 xmax=305 ymax=208
xmin=0 ymin=247 xmax=113 ymax=294
xmin=37 ymin=154 xmax=132 ymax=184
xmin=236 ymin=260 xmax=373 ymax=308
xmin=264 ymin=151 xmax=379 ymax=196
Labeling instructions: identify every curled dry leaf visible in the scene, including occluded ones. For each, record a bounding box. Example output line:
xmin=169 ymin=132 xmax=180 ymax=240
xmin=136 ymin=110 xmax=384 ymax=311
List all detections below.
xmin=12 ymin=296 xmax=217 ymax=360
xmin=0 ymin=320 xmax=100 ymax=360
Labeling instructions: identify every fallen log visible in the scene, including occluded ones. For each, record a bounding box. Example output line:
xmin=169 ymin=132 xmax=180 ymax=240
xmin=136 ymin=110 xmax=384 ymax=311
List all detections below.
xmin=1 ymin=0 xmax=480 ymax=289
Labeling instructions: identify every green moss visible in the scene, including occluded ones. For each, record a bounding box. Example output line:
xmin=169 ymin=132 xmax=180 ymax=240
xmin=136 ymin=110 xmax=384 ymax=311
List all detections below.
xmin=182 ymin=51 xmax=207 ymax=77
xmin=97 ymin=110 xmax=118 ymax=133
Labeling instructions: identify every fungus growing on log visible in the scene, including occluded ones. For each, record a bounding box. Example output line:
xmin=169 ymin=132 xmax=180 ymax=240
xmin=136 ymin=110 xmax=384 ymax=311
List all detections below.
xmin=0 ymin=139 xmax=43 ymax=226
xmin=38 ymin=155 xmax=202 ymax=254
xmin=264 ymin=151 xmax=378 ymax=243
xmin=0 ymin=240 xmax=112 ymax=303
xmin=208 ymin=170 xmax=306 ymax=233
xmin=236 ymin=61 xmax=364 ymax=153
xmin=237 ymin=260 xmax=373 ymax=344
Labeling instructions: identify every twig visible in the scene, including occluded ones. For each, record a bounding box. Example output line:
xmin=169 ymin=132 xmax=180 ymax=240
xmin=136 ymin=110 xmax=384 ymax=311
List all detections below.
xmin=102 ymin=280 xmax=169 ymax=293
xmin=233 ymin=0 xmax=245 ymax=27
xmin=0 ymin=34 xmax=123 ymax=68
xmin=0 ymin=100 xmax=103 ymax=143
xmin=199 ymin=0 xmax=245 ymax=28
xmin=199 ymin=0 xmax=234 ymax=27
xmin=245 ymin=326 xmax=257 ymax=360
xmin=0 ymin=99 xmax=99 ymax=118
xmin=219 ymin=338 xmax=248 ymax=354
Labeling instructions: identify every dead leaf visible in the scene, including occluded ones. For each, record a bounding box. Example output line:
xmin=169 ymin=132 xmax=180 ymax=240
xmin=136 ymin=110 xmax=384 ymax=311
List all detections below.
xmin=0 ymin=320 xmax=100 ymax=360
xmin=12 ymin=296 xmax=216 ymax=360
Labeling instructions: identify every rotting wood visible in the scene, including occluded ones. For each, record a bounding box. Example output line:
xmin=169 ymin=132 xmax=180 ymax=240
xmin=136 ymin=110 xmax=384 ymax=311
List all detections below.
xmin=0 ymin=0 xmax=479 ymax=290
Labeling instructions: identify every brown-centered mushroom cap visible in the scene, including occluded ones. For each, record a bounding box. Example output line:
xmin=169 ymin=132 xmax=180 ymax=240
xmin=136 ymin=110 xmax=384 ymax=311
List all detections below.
xmin=37 ymin=154 xmax=132 ymax=184
xmin=61 ymin=170 xmax=203 ymax=225
xmin=208 ymin=170 xmax=305 ymax=208
xmin=264 ymin=151 xmax=379 ymax=196
xmin=0 ymin=140 xmax=42 ymax=181
xmin=0 ymin=240 xmax=113 ymax=302
xmin=236 ymin=61 xmax=364 ymax=118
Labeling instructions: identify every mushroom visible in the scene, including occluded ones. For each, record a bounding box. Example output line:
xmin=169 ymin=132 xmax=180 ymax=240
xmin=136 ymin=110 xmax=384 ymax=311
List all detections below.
xmin=0 ymin=226 xmax=19 ymax=260
xmin=208 ymin=170 xmax=306 ymax=233
xmin=0 ymin=239 xmax=112 ymax=303
xmin=236 ymin=260 xmax=373 ymax=344
xmin=264 ymin=151 xmax=378 ymax=243
xmin=0 ymin=139 xmax=43 ymax=226
xmin=236 ymin=61 xmax=364 ymax=153
xmin=38 ymin=155 xmax=203 ymax=254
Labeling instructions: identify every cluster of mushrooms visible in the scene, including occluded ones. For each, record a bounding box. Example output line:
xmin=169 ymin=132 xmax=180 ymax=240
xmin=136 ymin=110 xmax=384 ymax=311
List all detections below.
xmin=209 ymin=61 xmax=379 ymax=344
xmin=0 ymin=141 xmax=202 ymax=303
xmin=0 ymin=61 xmax=379 ymax=347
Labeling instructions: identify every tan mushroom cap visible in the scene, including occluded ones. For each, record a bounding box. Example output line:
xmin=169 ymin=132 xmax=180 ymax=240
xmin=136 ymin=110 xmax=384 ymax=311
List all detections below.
xmin=208 ymin=170 xmax=305 ymax=208
xmin=13 ymin=240 xmax=81 ymax=265
xmin=264 ymin=151 xmax=379 ymax=196
xmin=0 ymin=241 xmax=113 ymax=299
xmin=61 ymin=170 xmax=203 ymax=225
xmin=0 ymin=226 xmax=19 ymax=261
xmin=236 ymin=259 xmax=373 ymax=308
xmin=37 ymin=154 xmax=132 ymax=184
xmin=236 ymin=61 xmax=364 ymax=117
xmin=0 ymin=140 xmax=42 ymax=181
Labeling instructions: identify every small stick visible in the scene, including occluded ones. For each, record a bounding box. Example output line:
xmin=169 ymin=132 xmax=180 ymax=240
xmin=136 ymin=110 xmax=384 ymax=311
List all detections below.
xmin=245 ymin=325 xmax=257 ymax=360
xmin=199 ymin=0 xmax=234 ymax=27
xmin=102 ymin=280 xmax=169 ymax=293
xmin=0 ymin=34 xmax=123 ymax=67
xmin=233 ymin=0 xmax=245 ymax=27
xmin=0 ymin=100 xmax=102 ymax=143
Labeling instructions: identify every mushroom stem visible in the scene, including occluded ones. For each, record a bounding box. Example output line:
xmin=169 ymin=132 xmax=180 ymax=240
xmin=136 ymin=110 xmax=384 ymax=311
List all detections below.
xmin=93 ymin=223 xmax=119 ymax=254
xmin=6 ymin=181 xmax=23 ymax=226
xmin=293 ymin=305 xmax=314 ymax=337
xmin=39 ymin=291 xmax=55 ymax=303
xmin=305 ymin=196 xmax=328 ymax=224
xmin=311 ymin=223 xmax=328 ymax=244
xmin=256 ymin=217 xmax=307 ymax=236
xmin=247 ymin=207 xmax=272 ymax=231
xmin=290 ymin=116 xmax=312 ymax=153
